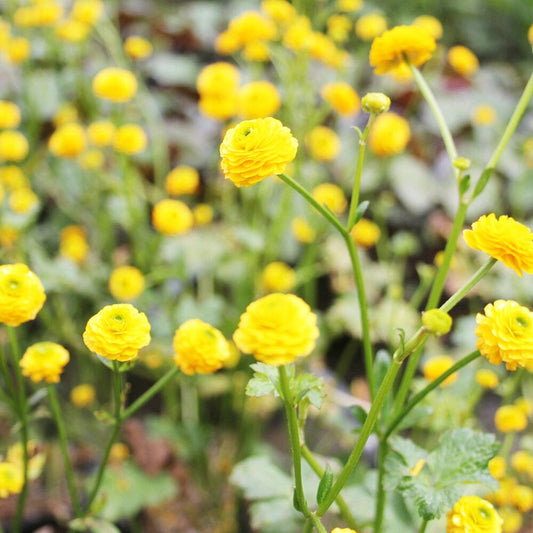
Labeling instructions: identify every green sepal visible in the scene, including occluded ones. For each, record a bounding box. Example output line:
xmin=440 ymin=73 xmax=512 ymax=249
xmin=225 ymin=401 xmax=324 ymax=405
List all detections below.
xmin=316 ymin=465 xmax=334 ymax=506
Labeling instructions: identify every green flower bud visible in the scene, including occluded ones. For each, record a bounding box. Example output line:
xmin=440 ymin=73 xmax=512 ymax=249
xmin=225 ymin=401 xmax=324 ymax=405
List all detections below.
xmin=362 ymin=92 xmax=391 ymax=114
xmin=453 ymin=157 xmax=471 ymax=171
xmin=422 ymin=309 xmax=453 ymax=336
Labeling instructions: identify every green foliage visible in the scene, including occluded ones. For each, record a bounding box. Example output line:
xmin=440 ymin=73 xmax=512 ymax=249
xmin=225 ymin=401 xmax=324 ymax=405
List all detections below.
xmin=384 ymin=428 xmax=499 ymax=521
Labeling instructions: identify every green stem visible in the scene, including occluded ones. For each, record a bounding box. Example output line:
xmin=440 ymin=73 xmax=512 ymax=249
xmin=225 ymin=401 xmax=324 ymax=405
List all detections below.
xmin=408 ymin=61 xmax=458 ymax=176
xmin=486 ymin=71 xmax=533 ymax=169
xmin=347 ymin=116 xmax=375 ymax=231
xmin=419 ymin=519 xmax=429 ymax=533
xmin=385 ymin=351 xmax=481 ymax=439
xmin=9 ymin=327 xmax=28 ymax=533
xmin=316 ymin=360 xmax=402 ymax=516
xmin=278 ymin=173 xmax=375 ymax=398
xmin=301 ymin=445 xmax=358 ymax=530
xmin=122 ymin=366 xmax=180 ymax=420
xmin=499 ymin=431 xmax=516 ymax=460
xmin=84 ymin=362 xmax=123 ymax=514
xmin=373 ymin=439 xmax=388 ymax=533
xmin=47 ymin=385 xmax=82 ymax=517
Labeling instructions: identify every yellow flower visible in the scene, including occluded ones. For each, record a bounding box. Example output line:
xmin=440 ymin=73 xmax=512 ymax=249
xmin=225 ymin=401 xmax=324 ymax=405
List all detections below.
xmin=261 ymin=261 xmax=296 ymax=293
xmin=198 ymin=94 xmax=238 ymax=121
xmin=475 ymin=300 xmax=533 ymax=370
xmin=9 ymin=187 xmax=38 ymax=214
xmin=0 ymin=166 xmax=28 ymax=191
xmin=78 ymin=148 xmax=105 ymax=170
xmin=361 ymin=92 xmax=391 ymax=114
xmin=0 ymin=462 xmax=23 ymax=498
xmin=4 ymin=37 xmax=31 ymax=64
xmin=49 ymin=123 xmax=87 ymax=158
xmin=499 ymin=507 xmax=522 ymax=533
xmin=350 ymin=218 xmax=381 ymax=248
xmin=261 ymin=0 xmax=296 ymax=24
xmin=87 ymin=120 xmax=116 ymax=147
xmin=92 ymin=67 xmax=138 ymax=103
xmin=327 ymin=15 xmax=352 ymax=43
xmin=124 ymin=35 xmax=153 ymax=60
xmin=53 ymin=104 xmax=79 ymax=127
xmin=509 ymin=485 xmax=533 ymax=512
xmin=472 ymin=104 xmax=497 ymax=126
xmin=369 ymin=25 xmax=436 ymax=75
xmin=0 ymin=101 xmax=21 ymax=129
xmin=412 ymin=15 xmax=443 ymax=40
xmin=83 ymin=303 xmax=151 ymax=362
xmin=368 ymin=112 xmax=410 ymax=156
xmin=54 ymin=19 xmax=90 ymax=42
xmin=447 ymin=45 xmax=479 ymax=78
xmin=108 ymin=265 xmax=145 ymax=301
xmin=197 ymin=62 xmax=240 ymax=95
xmin=227 ymin=11 xmax=276 ymax=47
xmin=20 ymin=342 xmax=70 ymax=383
xmin=488 ymin=456 xmax=506 ymax=480
xmin=152 ymin=199 xmax=194 ymax=236
xmin=220 ymin=117 xmax=298 ymax=187
xmin=165 ymin=165 xmax=200 ymax=196
xmin=214 ymin=30 xmax=241 ymax=55
xmin=60 ymin=225 xmax=89 ymax=263
xmin=113 ymin=124 xmax=147 ymax=155
xmin=71 ymin=0 xmax=104 ymax=26
xmin=511 ymin=450 xmax=533 ymax=474
xmin=321 ymin=82 xmax=360 ymax=116
xmin=312 ymin=183 xmax=347 ymax=215
xmin=463 ymin=214 xmax=533 ymax=276
xmin=355 ymin=13 xmax=387 ymax=41
xmin=494 ymin=405 xmax=528 ymax=433
xmin=0 ymin=264 xmax=46 ymax=327
xmin=291 ymin=216 xmax=316 ymax=243
xmin=475 ymin=369 xmax=499 ymax=389
xmin=173 ymin=318 xmax=230 ymax=375
xmin=0 ymin=130 xmax=29 ymax=162
xmin=529 ymin=24 xmax=533 ymax=47
xmin=447 ymin=495 xmax=502 ymax=533
xmin=238 ymin=81 xmax=281 ymax=119
xmin=331 ymin=529 xmax=358 ymax=533
xmin=109 ymin=442 xmax=129 ymax=463
xmin=70 ymin=383 xmax=96 ymax=408
xmin=337 ymin=0 xmax=363 ymax=12
xmin=233 ymin=293 xmax=319 ymax=366
xmin=422 ymin=355 xmax=457 ymax=386
xmin=193 ymin=204 xmax=214 ymax=226
xmin=282 ymin=15 xmax=313 ymax=51
xmin=306 ymin=126 xmax=341 ymax=161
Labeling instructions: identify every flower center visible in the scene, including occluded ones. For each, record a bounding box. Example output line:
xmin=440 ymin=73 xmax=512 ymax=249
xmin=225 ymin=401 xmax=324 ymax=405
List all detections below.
xmin=515 ymin=314 xmax=530 ymax=328
xmin=478 ymin=506 xmax=491 ymax=520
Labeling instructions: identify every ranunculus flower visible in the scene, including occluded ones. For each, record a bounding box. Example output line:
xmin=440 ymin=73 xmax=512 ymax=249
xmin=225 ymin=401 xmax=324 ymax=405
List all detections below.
xmin=446 ymin=495 xmax=502 ymax=533
xmin=20 ymin=342 xmax=70 ymax=383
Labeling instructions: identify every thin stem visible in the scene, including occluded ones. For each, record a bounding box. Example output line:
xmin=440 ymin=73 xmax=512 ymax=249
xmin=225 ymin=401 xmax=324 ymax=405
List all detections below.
xmin=301 ymin=445 xmax=359 ymax=530
xmin=385 ymin=351 xmax=481 ymax=439
xmin=373 ymin=439 xmax=388 ymax=533
xmin=316 ymin=360 xmax=402 ymax=516
xmin=47 ymin=385 xmax=82 ymax=517
xmin=347 ymin=116 xmax=375 ymax=231
xmin=122 ymin=366 xmax=180 ymax=420
xmin=408 ymin=61 xmax=458 ymax=177
xmin=84 ymin=362 xmax=123 ymax=514
xmin=419 ymin=519 xmax=429 ymax=533
xmin=278 ymin=365 xmax=307 ymax=514
xmin=486 ymin=71 xmax=533 ymax=169
xmin=9 ymin=327 xmax=28 ymax=533
xmin=278 ymin=173 xmax=375 ymax=398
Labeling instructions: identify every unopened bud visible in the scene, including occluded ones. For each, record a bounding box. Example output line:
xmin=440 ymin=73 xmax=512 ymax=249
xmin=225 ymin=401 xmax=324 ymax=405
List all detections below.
xmin=362 ymin=92 xmax=391 ymax=114
xmin=422 ymin=309 xmax=452 ymax=336
xmin=453 ymin=157 xmax=471 ymax=171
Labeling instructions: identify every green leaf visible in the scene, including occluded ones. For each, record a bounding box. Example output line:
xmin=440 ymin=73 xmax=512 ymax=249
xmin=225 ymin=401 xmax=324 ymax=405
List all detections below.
xmin=316 ymin=465 xmax=334 ymax=506
xmin=384 ymin=429 xmax=498 ymax=521
xmin=396 ymin=405 xmax=433 ymax=431
xmin=69 ymin=518 xmax=121 ymax=533
xmin=458 ymin=174 xmax=471 ymax=196
xmin=230 ymin=456 xmax=292 ymax=500
xmin=350 ymin=405 xmax=368 ymax=425
xmin=353 ymin=200 xmax=370 ymax=225
xmin=95 ymin=461 xmax=177 ymax=522
xmin=471 ymin=168 xmax=494 ymax=200
xmin=293 ymin=373 xmax=325 ymax=409
xmin=246 ymin=362 xmax=281 ymax=398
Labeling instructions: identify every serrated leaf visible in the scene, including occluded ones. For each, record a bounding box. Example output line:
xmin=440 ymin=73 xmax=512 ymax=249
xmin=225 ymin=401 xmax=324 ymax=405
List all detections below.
xmin=471 ymin=168 xmax=494 ymax=200
xmin=230 ymin=456 xmax=292 ymax=500
xmin=353 ymin=200 xmax=370 ymax=225
xmin=246 ymin=362 xmax=281 ymax=398
xmin=384 ymin=429 xmax=498 ymax=521
xmin=293 ymin=373 xmax=325 ymax=409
